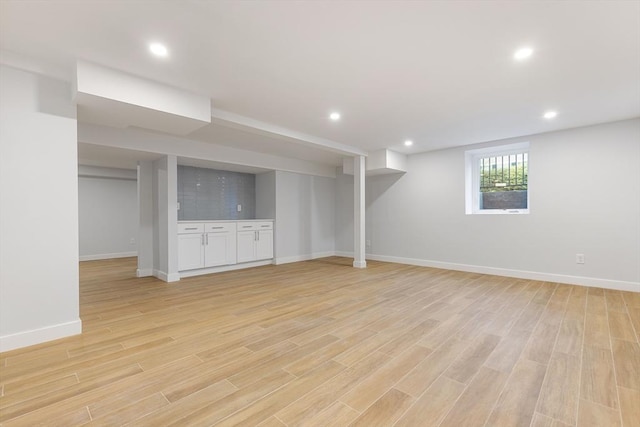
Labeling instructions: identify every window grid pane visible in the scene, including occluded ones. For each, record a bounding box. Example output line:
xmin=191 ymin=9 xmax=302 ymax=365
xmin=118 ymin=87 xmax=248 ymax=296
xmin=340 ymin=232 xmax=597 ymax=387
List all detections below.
xmin=479 ymin=152 xmax=528 ymax=193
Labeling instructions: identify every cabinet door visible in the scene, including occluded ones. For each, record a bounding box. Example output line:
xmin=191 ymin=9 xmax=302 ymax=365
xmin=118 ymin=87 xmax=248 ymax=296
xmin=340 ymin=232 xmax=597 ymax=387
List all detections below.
xmin=178 ymin=233 xmax=204 ymax=271
xmin=204 ymin=232 xmax=236 ymax=267
xmin=255 ymin=229 xmax=273 ymax=260
xmin=237 ymin=230 xmax=256 ymax=263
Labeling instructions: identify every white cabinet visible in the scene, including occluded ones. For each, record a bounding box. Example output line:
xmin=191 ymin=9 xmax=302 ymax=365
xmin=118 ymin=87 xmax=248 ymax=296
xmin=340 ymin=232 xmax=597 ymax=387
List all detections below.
xmin=178 ymin=220 xmax=273 ymax=276
xmin=204 ymin=222 xmax=237 ymax=267
xmin=178 ymin=232 xmax=205 ymax=271
xmin=178 ymin=222 xmax=237 ymax=271
xmin=237 ymin=229 xmax=258 ymax=263
xmin=237 ymin=221 xmax=274 ymax=263
xmin=255 ymin=229 xmax=274 ymax=260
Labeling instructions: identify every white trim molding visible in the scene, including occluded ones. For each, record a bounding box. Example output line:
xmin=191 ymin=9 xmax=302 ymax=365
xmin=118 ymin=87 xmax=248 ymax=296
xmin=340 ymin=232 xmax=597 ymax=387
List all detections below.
xmin=274 ymin=252 xmax=335 ymax=265
xmin=179 ymin=260 xmax=274 ymax=278
xmin=153 ymin=269 xmax=181 ymax=283
xmin=0 ymin=319 xmax=82 ymax=352
xmin=335 ymin=251 xmax=639 ymax=293
xmin=79 ymin=251 xmax=137 ymax=261
xmin=136 ymin=268 xmax=153 ymax=277
xmin=368 ymin=254 xmax=640 ymax=292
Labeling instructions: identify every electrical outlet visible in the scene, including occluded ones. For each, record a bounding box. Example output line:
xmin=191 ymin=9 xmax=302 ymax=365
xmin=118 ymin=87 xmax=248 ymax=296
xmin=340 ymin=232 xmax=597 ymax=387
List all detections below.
xmin=576 ymin=253 xmax=585 ymax=264
xmin=237 ymin=204 xmax=242 ymax=212
xmin=177 ymin=202 xmax=180 ymax=210
xmin=129 ymin=238 xmax=136 ymax=245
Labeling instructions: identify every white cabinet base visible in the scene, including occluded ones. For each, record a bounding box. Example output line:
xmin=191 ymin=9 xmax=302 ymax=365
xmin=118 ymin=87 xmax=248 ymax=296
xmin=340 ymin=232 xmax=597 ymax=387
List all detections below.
xmin=179 ymin=259 xmax=273 ymax=278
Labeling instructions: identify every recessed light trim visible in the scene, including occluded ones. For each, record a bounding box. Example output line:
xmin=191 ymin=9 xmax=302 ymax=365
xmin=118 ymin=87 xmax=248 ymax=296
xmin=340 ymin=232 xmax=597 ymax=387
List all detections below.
xmin=329 ymin=112 xmax=341 ymax=121
xmin=543 ymin=111 xmax=557 ymax=119
xmin=514 ymin=47 xmax=533 ymax=61
xmin=149 ymin=42 xmax=168 ymax=57
xmin=404 ymin=140 xmax=413 ymax=147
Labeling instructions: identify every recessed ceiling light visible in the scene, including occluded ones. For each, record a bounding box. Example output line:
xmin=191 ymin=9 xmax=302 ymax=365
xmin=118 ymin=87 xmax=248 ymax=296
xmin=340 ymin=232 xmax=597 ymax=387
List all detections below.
xmin=329 ymin=112 xmax=341 ymax=121
xmin=514 ymin=47 xmax=533 ymax=61
xmin=404 ymin=140 xmax=413 ymax=147
xmin=543 ymin=111 xmax=557 ymax=119
xmin=149 ymin=42 xmax=168 ymax=57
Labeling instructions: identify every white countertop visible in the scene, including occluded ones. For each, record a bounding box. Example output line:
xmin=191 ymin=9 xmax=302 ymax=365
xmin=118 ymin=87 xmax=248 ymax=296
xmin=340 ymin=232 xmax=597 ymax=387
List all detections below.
xmin=178 ymin=219 xmax=274 ymax=223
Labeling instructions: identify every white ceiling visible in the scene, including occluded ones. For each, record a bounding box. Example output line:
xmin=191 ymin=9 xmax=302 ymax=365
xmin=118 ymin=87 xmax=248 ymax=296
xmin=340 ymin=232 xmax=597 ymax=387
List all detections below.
xmin=2 ymin=0 xmax=639 ymax=166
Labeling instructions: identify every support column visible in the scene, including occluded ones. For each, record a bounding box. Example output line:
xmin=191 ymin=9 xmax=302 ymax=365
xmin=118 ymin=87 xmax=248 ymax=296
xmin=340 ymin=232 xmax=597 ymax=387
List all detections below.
xmin=152 ymin=155 xmax=180 ymax=282
xmin=136 ymin=160 xmax=153 ymax=277
xmin=353 ymin=155 xmax=367 ymax=268
xmin=166 ymin=155 xmax=179 ymax=280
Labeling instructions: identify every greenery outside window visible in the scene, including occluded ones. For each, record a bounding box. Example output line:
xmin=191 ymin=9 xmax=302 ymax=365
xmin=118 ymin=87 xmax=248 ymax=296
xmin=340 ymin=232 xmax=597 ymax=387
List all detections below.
xmin=465 ymin=142 xmax=530 ymax=214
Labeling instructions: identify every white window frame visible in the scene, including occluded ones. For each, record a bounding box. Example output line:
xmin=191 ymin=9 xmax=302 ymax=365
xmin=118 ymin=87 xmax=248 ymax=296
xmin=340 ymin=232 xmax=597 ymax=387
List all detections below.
xmin=465 ymin=141 xmax=530 ymax=215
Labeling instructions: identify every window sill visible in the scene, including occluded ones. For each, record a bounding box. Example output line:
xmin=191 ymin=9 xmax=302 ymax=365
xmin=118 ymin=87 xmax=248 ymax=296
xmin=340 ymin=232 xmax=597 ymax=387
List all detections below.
xmin=468 ymin=209 xmax=529 ymax=215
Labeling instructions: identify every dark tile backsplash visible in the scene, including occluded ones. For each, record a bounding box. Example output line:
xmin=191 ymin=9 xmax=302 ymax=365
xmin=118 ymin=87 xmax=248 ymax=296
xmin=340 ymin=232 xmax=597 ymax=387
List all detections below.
xmin=178 ymin=166 xmax=255 ymax=220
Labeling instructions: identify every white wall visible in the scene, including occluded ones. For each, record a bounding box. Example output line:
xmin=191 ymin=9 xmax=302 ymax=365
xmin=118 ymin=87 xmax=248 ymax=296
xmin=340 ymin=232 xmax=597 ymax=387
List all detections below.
xmin=256 ymin=171 xmax=276 ymax=220
xmin=274 ymin=171 xmax=336 ymax=264
xmin=78 ymin=172 xmax=138 ymax=260
xmin=0 ymin=65 xmax=81 ymax=351
xmin=336 ymin=118 xmax=640 ymax=290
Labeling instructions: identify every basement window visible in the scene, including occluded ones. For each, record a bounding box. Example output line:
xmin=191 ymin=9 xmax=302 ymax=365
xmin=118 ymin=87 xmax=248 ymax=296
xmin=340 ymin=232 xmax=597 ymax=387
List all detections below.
xmin=465 ymin=142 xmax=529 ymax=214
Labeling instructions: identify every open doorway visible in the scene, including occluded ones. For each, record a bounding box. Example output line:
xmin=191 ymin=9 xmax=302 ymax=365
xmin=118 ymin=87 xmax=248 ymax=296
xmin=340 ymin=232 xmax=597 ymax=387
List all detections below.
xmin=77 ymin=143 xmax=160 ymax=270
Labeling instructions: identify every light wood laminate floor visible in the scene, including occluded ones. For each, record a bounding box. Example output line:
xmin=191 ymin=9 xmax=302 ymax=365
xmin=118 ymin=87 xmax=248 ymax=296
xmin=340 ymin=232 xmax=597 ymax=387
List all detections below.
xmin=1 ymin=257 xmax=639 ymax=426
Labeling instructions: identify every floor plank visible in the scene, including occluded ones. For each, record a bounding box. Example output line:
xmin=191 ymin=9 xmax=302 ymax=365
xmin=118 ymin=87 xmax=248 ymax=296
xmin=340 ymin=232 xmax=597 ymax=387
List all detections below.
xmin=443 ymin=332 xmax=501 ymax=384
xmin=339 ymin=344 xmax=431 ymax=411
xmin=394 ymin=375 xmax=465 ymax=427
xmin=608 ymin=311 xmax=637 ymax=342
xmin=611 ymin=339 xmax=640 ymax=391
xmin=577 ymin=399 xmax=621 ymax=427
xmin=347 ymin=388 xmax=413 ymax=426
xmin=536 ymin=352 xmax=581 ymax=425
xmin=438 ymin=366 xmax=508 ymax=427
xmin=305 ymin=402 xmax=360 ymax=427
xmin=580 ymin=345 xmax=618 ymax=409
xmin=617 ymin=386 xmax=640 ymax=427
xmin=485 ymin=359 xmax=547 ymax=427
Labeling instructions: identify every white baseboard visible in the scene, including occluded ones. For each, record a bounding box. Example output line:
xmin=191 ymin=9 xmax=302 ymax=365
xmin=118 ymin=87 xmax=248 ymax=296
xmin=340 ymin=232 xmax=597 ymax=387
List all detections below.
xmin=79 ymin=251 xmax=137 ymax=261
xmin=136 ymin=268 xmax=153 ymax=277
xmin=274 ymin=251 xmax=335 ymax=265
xmin=153 ymin=270 xmax=181 ymax=283
xmin=363 ymin=253 xmax=639 ymax=292
xmin=179 ymin=260 xmax=274 ymax=278
xmin=0 ymin=319 xmax=82 ymax=352
xmin=334 ymin=251 xmax=353 ymax=258
xmin=331 ymin=251 xmax=638 ymax=292
xmin=353 ymin=260 xmax=367 ymax=268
